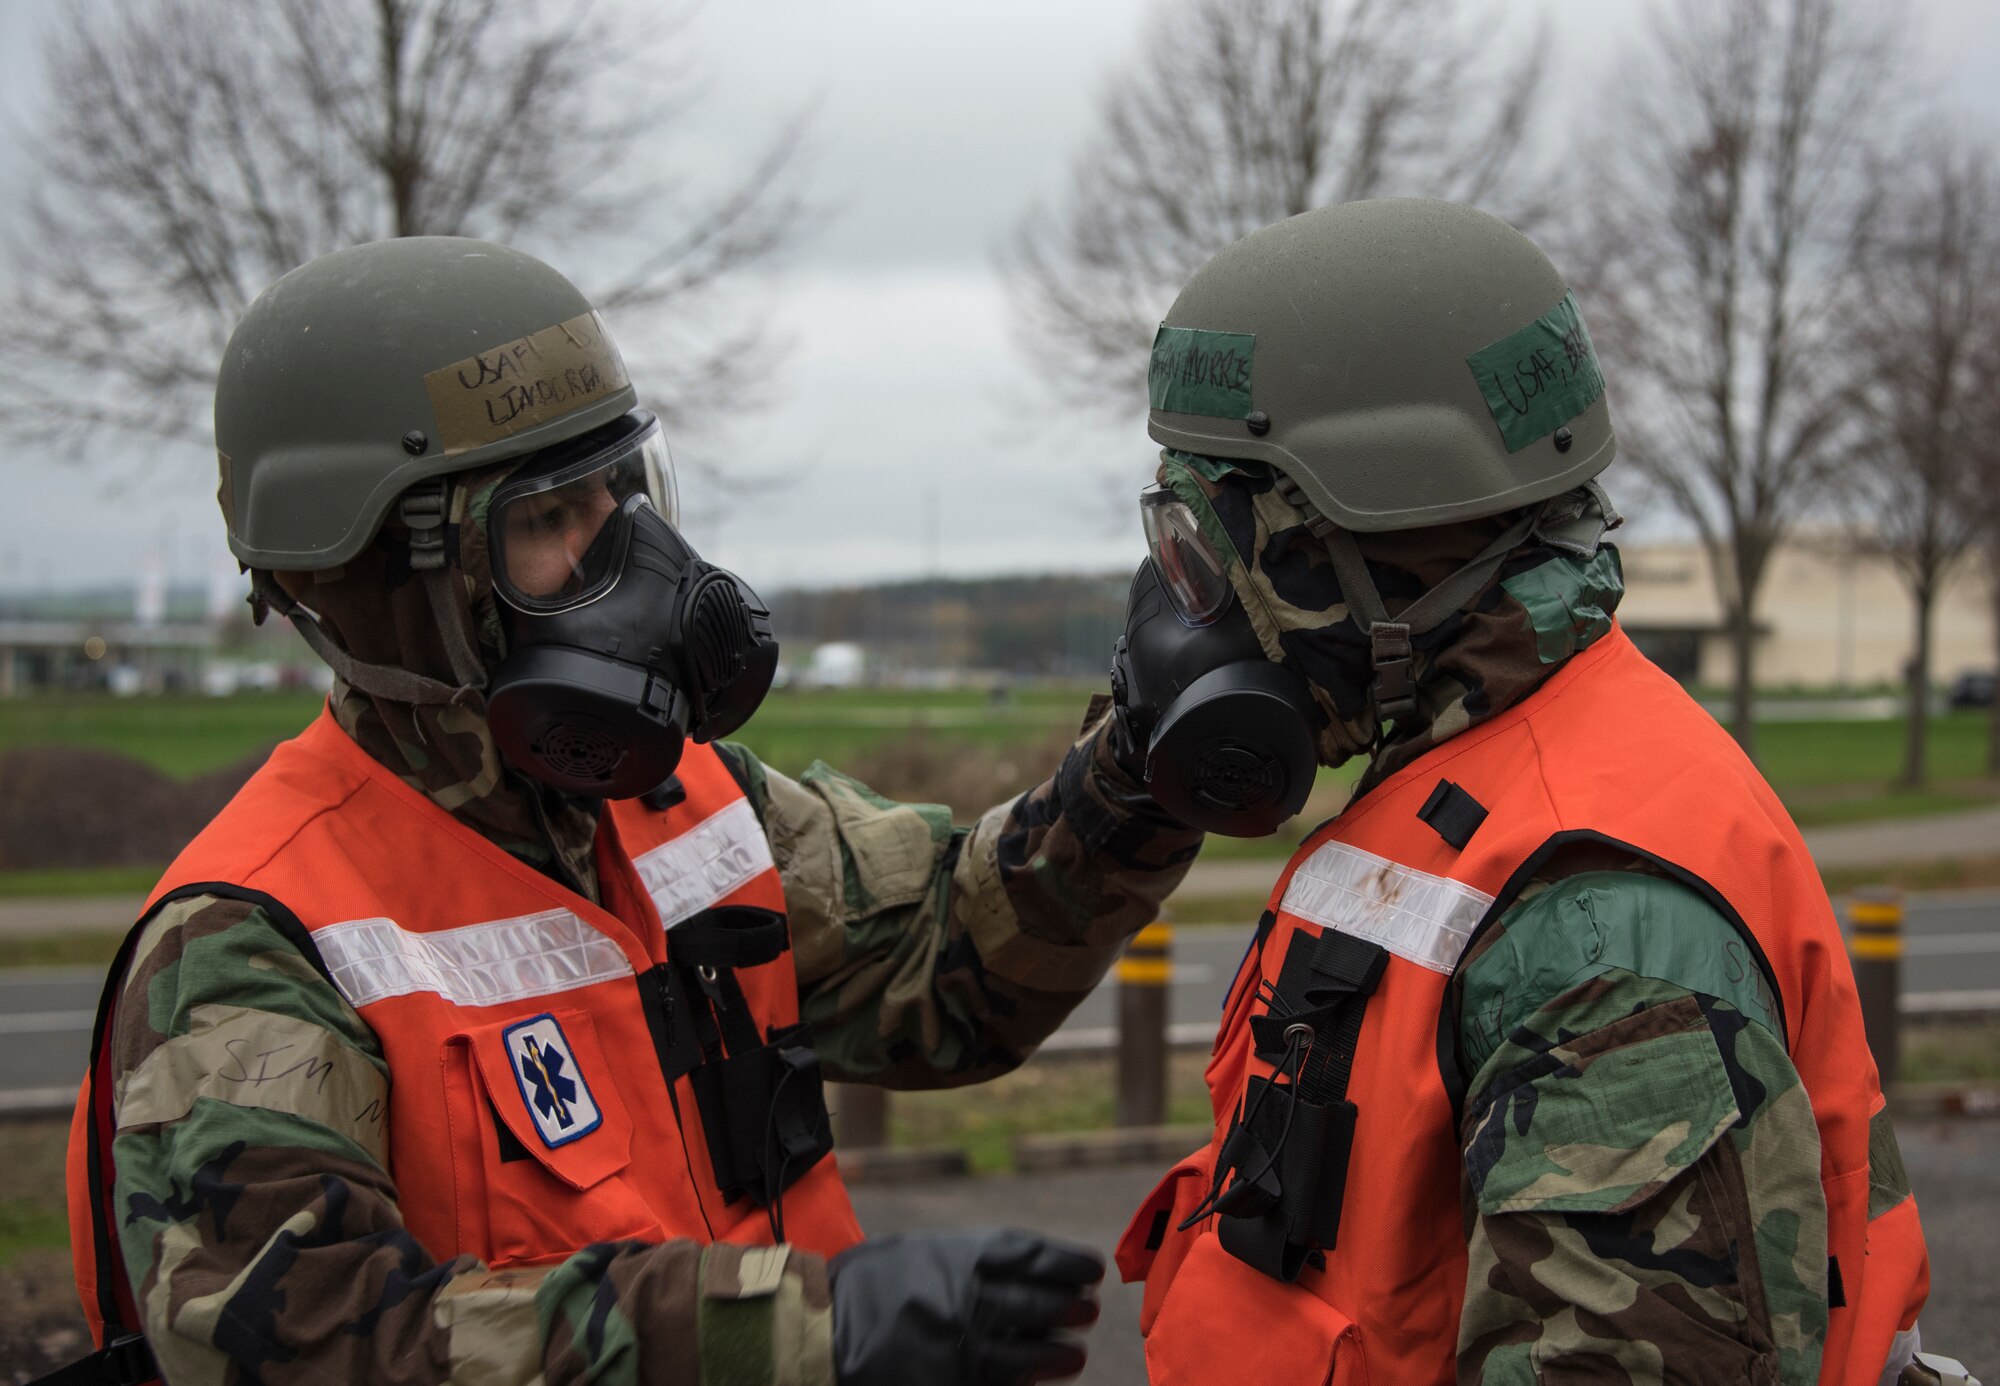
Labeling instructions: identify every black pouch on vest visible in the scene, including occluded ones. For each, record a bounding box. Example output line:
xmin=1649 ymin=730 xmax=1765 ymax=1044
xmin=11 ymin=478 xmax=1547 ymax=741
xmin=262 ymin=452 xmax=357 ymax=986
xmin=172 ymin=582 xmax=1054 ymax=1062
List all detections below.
xmin=688 ymin=1021 xmax=834 ymax=1206
xmin=1214 ymin=926 xmax=1386 ymax=1283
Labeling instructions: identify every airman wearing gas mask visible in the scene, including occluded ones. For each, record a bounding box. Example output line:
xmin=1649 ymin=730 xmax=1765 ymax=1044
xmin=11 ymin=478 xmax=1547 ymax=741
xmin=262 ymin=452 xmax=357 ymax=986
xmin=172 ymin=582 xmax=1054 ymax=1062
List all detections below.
xmin=1110 ymin=199 xmax=1952 ymax=1386
xmin=59 ymin=238 xmax=1201 ymax=1386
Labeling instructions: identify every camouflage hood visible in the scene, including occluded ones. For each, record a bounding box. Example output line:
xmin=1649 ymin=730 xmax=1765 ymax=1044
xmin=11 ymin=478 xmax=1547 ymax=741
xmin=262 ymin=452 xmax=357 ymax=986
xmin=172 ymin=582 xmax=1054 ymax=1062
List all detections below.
xmin=1157 ymin=450 xmax=1625 ymax=793
xmin=278 ymin=462 xmax=603 ymax=897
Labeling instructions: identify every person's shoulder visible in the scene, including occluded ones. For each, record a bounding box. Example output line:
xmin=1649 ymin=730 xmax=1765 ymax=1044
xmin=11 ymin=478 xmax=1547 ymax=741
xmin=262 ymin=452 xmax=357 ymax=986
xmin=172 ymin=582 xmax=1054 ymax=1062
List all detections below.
xmin=1456 ymin=862 xmax=1781 ymax=1076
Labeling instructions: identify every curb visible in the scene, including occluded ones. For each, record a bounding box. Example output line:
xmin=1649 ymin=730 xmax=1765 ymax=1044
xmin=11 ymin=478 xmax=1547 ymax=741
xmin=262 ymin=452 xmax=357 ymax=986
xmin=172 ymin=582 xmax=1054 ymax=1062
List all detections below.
xmin=0 ymin=1088 xmax=77 ymax=1122
xmin=835 ymin=1144 xmax=970 ymax=1184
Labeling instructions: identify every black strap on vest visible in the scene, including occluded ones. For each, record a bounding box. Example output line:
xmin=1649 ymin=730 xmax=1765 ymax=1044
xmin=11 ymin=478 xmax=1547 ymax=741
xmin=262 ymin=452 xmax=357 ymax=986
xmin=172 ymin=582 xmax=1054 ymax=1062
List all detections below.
xmin=668 ymin=906 xmax=789 ymax=972
xmin=1210 ymin=926 xmax=1388 ymax=1283
xmin=1417 ymin=779 xmax=1489 ymax=850
xmin=663 ymin=906 xmax=833 ymax=1223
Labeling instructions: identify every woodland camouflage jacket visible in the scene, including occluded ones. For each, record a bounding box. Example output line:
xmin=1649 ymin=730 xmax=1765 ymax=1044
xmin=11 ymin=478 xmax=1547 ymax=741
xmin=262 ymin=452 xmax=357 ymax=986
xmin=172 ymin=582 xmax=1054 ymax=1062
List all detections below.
xmin=100 ymin=703 xmax=1200 ymax=1386
xmin=1162 ymin=449 xmax=1908 ymax=1384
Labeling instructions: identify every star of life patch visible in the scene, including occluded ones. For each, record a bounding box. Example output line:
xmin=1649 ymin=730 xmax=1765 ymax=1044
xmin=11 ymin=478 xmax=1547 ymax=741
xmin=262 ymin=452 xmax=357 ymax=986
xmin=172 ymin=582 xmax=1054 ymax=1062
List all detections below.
xmin=504 ymin=1013 xmax=602 ymax=1148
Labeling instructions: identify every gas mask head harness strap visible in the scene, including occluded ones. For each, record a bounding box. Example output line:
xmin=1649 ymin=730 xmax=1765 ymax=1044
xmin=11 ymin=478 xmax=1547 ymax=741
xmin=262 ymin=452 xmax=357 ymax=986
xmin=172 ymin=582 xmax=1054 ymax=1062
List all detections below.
xmin=1111 ymin=465 xmax=1565 ymax=836
xmin=1266 ymin=472 xmax=1548 ymax=722
xmin=248 ymin=480 xmax=487 ymax=709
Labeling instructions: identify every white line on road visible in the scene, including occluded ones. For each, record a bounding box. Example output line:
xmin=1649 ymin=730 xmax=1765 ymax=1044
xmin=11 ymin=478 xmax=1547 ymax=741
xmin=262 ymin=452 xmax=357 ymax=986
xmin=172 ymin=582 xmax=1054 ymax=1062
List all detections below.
xmin=1905 ymin=936 xmax=2000 ymax=956
xmin=1902 ymin=990 xmax=2000 ymax=1013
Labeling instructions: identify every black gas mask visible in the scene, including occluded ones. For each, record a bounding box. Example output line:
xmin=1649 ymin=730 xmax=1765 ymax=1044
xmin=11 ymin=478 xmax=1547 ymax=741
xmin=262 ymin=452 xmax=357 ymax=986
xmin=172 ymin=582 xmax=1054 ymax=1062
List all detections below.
xmin=1110 ymin=485 xmax=1320 ymax=837
xmin=484 ymin=412 xmax=778 ymax=799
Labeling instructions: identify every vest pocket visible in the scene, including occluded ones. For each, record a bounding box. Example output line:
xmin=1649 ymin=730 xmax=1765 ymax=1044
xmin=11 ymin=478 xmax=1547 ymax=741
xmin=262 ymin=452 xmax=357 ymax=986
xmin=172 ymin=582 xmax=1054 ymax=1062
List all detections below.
xmin=448 ymin=1008 xmax=663 ymax=1267
xmin=1144 ymin=1231 xmax=1367 ymax=1386
xmin=1115 ymin=1145 xmax=1216 ymax=1336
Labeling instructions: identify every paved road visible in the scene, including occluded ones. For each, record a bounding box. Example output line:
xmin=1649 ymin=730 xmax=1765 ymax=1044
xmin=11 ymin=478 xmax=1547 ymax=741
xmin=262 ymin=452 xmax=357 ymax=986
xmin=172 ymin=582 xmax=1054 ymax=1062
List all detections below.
xmin=4 ymin=893 xmax=1997 ymax=1108
xmin=852 ymin=1118 xmax=1996 ymax=1386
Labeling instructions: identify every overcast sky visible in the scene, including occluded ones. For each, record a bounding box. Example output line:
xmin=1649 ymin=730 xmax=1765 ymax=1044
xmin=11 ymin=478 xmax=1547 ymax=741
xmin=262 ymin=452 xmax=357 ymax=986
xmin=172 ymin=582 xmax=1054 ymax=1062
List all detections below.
xmin=3 ymin=0 xmax=1999 ymax=601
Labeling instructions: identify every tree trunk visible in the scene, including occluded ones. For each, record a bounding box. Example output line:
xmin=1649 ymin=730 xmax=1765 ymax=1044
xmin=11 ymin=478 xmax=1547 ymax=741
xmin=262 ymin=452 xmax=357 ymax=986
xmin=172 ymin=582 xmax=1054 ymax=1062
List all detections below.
xmin=1728 ymin=599 xmax=1758 ymax=762
xmin=1900 ymin=581 xmax=1934 ymax=788
xmin=1989 ymin=556 xmax=2000 ymax=777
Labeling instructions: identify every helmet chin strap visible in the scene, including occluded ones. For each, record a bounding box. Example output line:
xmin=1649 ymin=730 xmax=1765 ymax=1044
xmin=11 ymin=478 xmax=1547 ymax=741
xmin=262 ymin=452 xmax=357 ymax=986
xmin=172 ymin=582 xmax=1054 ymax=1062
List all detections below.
xmin=248 ymin=482 xmax=489 ymax=708
xmin=1270 ymin=475 xmax=1545 ymax=723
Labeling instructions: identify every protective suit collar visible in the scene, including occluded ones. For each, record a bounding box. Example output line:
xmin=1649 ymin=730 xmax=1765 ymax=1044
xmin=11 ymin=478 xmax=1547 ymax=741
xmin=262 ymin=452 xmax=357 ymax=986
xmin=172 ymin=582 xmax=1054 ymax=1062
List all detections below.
xmin=1155 ymin=451 xmax=1625 ymax=793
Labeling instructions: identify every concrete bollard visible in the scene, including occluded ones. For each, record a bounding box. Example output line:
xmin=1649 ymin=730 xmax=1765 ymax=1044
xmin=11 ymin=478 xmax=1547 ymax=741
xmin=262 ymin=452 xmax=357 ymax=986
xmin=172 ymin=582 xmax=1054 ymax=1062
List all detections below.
xmin=1116 ymin=921 xmax=1173 ymax=1128
xmin=831 ymin=1083 xmax=889 ymax=1149
xmin=1848 ymin=888 xmax=1904 ymax=1089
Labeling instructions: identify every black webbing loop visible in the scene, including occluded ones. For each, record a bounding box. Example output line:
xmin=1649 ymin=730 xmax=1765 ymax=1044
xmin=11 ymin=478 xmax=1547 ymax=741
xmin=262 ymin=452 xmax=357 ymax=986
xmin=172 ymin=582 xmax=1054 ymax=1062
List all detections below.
xmin=666 ymin=907 xmax=789 ymax=972
xmin=1418 ymin=779 xmax=1490 ymax=851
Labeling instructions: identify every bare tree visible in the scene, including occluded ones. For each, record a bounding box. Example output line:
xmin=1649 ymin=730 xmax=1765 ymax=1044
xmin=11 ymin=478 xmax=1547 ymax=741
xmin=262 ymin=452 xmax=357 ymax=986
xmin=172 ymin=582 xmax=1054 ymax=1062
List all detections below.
xmin=1842 ymin=137 xmax=2000 ymax=786
xmin=1001 ymin=0 xmax=1542 ymax=424
xmin=1563 ymin=0 xmax=1901 ymax=758
xmin=1 ymin=0 xmax=810 ymax=471
xmin=1965 ymin=291 xmax=2000 ymax=776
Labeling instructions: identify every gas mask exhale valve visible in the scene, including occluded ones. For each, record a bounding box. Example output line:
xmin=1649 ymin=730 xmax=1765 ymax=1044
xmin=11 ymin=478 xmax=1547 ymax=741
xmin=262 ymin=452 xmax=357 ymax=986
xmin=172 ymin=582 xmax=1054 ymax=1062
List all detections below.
xmin=484 ymin=412 xmax=778 ymax=799
xmin=1110 ymin=558 xmax=1319 ymax=837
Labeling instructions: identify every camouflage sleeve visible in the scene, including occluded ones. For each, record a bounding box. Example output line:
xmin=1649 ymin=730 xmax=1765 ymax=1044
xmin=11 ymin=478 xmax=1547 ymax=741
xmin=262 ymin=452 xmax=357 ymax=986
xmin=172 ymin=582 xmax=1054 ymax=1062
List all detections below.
xmin=108 ymin=893 xmax=834 ymax=1386
xmin=716 ymin=698 xmax=1203 ymax=1088
xmin=1452 ymin=870 xmax=1832 ymax=1386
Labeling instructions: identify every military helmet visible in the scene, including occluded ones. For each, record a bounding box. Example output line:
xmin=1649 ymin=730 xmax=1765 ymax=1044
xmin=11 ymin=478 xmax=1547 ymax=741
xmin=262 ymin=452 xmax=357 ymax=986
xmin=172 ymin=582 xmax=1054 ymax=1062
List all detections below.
xmin=1146 ymin=198 xmax=1615 ymax=532
xmin=215 ymin=237 xmax=638 ymax=570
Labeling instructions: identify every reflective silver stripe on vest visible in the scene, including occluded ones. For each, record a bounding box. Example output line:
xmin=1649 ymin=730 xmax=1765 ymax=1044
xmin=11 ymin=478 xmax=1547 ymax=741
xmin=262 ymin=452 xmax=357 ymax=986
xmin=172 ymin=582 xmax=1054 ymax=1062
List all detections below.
xmin=631 ymin=798 xmax=775 ymax=930
xmin=1280 ymin=840 xmax=1496 ymax=975
xmin=314 ymin=908 xmax=633 ymax=1009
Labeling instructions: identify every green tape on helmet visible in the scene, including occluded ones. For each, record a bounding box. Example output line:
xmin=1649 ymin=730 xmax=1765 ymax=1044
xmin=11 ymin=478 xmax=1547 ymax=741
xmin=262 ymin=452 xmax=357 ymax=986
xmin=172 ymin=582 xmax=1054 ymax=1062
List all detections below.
xmin=1149 ymin=326 xmax=1255 ymax=419
xmin=1466 ymin=291 xmax=1606 ymax=453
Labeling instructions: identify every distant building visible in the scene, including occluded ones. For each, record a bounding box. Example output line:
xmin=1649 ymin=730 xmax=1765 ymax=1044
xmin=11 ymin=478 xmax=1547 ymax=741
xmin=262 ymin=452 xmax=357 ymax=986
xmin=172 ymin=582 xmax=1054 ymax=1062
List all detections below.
xmin=804 ymin=642 xmax=867 ymax=689
xmin=1617 ymin=534 xmax=1994 ymax=688
xmin=0 ymin=619 xmax=218 ymax=695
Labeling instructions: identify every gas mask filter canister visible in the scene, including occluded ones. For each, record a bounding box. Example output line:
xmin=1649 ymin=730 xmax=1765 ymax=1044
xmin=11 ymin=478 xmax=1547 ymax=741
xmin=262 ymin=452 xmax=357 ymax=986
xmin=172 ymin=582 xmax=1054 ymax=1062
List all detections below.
xmin=484 ymin=412 xmax=779 ymax=799
xmin=1111 ymin=486 xmax=1320 ymax=836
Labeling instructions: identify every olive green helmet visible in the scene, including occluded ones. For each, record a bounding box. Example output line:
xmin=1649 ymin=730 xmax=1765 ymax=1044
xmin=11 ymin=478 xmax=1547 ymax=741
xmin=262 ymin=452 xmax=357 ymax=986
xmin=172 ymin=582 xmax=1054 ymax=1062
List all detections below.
xmin=1147 ymin=198 xmax=1615 ymax=532
xmin=215 ymin=236 xmax=638 ymax=571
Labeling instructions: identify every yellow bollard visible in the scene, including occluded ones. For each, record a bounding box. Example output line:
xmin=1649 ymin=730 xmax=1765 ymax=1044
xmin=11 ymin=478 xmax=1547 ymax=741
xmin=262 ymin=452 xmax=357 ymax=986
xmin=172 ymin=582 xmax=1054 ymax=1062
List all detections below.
xmin=1117 ymin=922 xmax=1173 ymax=1127
xmin=1847 ymin=888 xmax=1903 ymax=1088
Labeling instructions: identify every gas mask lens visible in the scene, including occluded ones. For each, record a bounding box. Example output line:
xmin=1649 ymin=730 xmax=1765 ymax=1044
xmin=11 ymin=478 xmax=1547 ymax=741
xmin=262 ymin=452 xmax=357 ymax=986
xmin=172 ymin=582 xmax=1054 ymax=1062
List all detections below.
xmin=1141 ymin=484 xmax=1232 ymax=626
xmin=491 ymin=411 xmax=678 ymax=613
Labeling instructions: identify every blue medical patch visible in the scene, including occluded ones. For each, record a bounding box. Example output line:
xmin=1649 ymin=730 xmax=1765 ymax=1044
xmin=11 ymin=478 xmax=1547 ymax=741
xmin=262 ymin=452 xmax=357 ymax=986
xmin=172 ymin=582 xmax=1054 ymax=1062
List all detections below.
xmin=503 ymin=1013 xmax=602 ymax=1148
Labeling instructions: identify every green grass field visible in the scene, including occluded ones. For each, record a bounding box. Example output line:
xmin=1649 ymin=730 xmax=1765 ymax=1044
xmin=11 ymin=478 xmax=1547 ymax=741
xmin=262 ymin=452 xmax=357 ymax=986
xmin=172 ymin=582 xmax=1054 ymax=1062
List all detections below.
xmin=0 ymin=686 xmax=1094 ymax=782
xmin=0 ymin=690 xmax=1992 ymax=902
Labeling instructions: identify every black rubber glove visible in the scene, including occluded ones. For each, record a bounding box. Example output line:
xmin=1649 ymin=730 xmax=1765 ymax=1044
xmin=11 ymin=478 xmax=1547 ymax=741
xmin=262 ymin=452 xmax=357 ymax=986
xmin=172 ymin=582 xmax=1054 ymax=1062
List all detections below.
xmin=829 ymin=1228 xmax=1104 ymax=1386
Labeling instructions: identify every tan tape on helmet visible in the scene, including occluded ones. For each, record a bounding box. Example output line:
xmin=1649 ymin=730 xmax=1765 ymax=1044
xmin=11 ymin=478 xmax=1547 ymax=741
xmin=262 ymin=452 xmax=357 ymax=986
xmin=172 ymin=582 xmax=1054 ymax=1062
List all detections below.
xmin=423 ymin=311 xmax=632 ymax=457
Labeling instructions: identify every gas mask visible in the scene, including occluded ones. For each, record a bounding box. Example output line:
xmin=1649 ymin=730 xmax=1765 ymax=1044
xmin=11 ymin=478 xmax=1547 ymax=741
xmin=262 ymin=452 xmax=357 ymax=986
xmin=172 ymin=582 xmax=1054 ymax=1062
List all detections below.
xmin=485 ymin=411 xmax=779 ymax=799
xmin=1111 ymin=484 xmax=1320 ymax=837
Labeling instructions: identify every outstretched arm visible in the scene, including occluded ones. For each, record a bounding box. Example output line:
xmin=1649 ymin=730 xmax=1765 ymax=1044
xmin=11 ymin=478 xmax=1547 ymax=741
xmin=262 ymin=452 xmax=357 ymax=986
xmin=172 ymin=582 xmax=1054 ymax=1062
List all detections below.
xmin=721 ymin=700 xmax=1203 ymax=1089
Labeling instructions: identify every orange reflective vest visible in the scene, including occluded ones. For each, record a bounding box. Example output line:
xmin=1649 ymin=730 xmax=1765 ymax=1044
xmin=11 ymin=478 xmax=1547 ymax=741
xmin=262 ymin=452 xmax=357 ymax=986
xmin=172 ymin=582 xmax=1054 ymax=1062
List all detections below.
xmin=1118 ymin=626 xmax=1928 ymax=1386
xmin=68 ymin=710 xmax=863 ymax=1350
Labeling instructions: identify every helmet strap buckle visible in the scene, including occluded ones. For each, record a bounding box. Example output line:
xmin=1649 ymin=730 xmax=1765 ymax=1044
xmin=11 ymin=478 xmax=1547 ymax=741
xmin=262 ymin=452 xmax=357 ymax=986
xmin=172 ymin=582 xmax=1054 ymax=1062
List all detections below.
xmin=1368 ymin=621 xmax=1417 ymax=721
xmin=399 ymin=481 xmax=449 ymax=573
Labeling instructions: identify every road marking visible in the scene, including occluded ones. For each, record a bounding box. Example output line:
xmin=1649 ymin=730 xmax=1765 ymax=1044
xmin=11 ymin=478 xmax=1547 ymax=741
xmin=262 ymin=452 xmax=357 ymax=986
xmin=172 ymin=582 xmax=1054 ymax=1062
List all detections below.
xmin=1904 ymin=936 xmax=2000 ymax=956
xmin=1902 ymin=990 xmax=2000 ymax=1013
xmin=0 ymin=1009 xmax=95 ymax=1034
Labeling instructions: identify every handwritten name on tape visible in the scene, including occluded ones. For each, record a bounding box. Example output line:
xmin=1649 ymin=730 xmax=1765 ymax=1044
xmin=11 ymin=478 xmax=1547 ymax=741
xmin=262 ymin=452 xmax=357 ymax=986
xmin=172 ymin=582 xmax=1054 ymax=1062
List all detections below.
xmin=423 ymin=310 xmax=631 ymax=457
